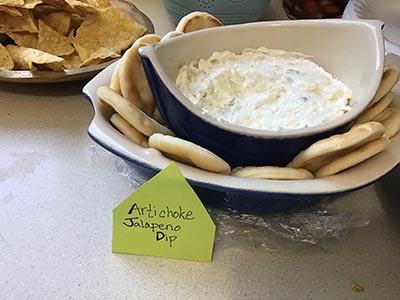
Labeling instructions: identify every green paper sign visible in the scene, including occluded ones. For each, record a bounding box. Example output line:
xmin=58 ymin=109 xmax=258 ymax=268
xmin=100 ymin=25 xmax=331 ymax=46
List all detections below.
xmin=112 ymin=163 xmax=216 ymax=262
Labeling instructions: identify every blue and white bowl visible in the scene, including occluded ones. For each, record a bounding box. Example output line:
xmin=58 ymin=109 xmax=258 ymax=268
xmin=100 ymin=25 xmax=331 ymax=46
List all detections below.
xmin=139 ymin=19 xmax=384 ymax=168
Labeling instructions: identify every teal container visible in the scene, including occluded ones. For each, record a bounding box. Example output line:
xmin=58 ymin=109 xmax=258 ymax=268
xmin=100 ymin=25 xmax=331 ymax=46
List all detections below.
xmin=163 ymin=0 xmax=271 ymax=25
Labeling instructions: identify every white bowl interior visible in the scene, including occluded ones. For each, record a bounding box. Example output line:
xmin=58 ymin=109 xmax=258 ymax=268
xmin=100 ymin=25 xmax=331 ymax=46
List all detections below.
xmin=143 ymin=19 xmax=384 ymax=136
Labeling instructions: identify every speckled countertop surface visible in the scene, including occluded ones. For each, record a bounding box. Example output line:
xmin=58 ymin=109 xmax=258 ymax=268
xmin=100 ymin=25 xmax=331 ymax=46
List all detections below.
xmin=1 ymin=1 xmax=400 ymax=299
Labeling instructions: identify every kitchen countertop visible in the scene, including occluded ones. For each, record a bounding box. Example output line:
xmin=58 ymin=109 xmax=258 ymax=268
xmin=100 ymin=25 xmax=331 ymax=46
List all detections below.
xmin=1 ymin=1 xmax=400 ymax=299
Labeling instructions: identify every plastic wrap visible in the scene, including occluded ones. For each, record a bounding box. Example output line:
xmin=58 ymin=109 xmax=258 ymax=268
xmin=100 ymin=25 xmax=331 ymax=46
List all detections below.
xmin=89 ymin=144 xmax=148 ymax=188
xmin=89 ymin=144 xmax=369 ymax=249
xmin=210 ymin=206 xmax=369 ymax=248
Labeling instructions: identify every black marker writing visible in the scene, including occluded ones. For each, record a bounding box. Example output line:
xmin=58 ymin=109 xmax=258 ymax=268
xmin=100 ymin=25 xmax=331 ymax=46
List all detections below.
xmin=123 ymin=217 xmax=181 ymax=233
xmin=124 ymin=203 xmax=196 ymax=248
xmin=156 ymin=231 xmax=177 ymax=247
xmin=127 ymin=203 xmax=195 ymax=220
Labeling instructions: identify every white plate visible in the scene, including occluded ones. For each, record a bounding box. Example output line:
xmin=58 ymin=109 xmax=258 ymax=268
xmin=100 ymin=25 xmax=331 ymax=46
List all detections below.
xmin=0 ymin=0 xmax=154 ymax=83
xmin=83 ymin=62 xmax=400 ymax=212
xmin=343 ymin=0 xmax=400 ymax=56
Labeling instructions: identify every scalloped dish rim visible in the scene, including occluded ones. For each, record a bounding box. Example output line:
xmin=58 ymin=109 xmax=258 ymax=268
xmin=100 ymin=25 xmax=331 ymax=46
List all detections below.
xmin=82 ymin=61 xmax=400 ymax=198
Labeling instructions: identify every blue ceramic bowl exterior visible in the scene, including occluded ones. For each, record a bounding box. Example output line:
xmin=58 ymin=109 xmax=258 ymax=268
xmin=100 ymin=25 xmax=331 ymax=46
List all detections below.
xmin=140 ymin=55 xmax=351 ymax=168
xmin=88 ymin=128 xmax=326 ymax=213
xmin=163 ymin=0 xmax=270 ymax=25
xmin=125 ymin=159 xmax=324 ymax=214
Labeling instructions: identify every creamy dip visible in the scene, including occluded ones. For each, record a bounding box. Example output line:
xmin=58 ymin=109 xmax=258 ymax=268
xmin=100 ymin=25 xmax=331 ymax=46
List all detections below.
xmin=175 ymin=47 xmax=352 ymax=131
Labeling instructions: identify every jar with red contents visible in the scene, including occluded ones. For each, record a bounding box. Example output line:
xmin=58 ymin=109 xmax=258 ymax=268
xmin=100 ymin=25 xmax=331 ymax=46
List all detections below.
xmin=283 ymin=0 xmax=349 ymax=19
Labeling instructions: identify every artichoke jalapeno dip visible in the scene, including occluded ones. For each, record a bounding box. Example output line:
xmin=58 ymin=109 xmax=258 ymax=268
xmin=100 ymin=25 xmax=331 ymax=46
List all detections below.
xmin=175 ymin=47 xmax=352 ymax=131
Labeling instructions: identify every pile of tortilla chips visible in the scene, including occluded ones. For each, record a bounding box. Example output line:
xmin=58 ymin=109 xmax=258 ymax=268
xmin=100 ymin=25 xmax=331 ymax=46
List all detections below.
xmin=0 ymin=0 xmax=147 ymax=71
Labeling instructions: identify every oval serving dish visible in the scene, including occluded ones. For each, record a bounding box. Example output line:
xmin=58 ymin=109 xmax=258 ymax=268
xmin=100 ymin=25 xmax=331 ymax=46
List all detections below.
xmin=82 ymin=62 xmax=400 ymax=214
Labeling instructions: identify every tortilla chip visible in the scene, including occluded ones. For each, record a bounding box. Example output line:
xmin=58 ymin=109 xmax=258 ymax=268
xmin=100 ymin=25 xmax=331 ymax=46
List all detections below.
xmin=0 ymin=0 xmax=23 ymax=5
xmin=37 ymin=19 xmax=74 ymax=56
xmin=0 ymin=0 xmax=43 ymax=9
xmin=40 ymin=11 xmax=71 ymax=36
xmin=7 ymin=0 xmax=43 ymax=9
xmin=0 ymin=9 xmax=38 ymax=33
xmin=70 ymin=0 xmax=111 ymax=9
xmin=44 ymin=60 xmax=65 ymax=71
xmin=80 ymin=47 xmax=119 ymax=67
xmin=85 ymin=0 xmax=111 ymax=8
xmin=32 ymin=4 xmax=65 ymax=17
xmin=69 ymin=13 xmax=84 ymax=31
xmin=73 ymin=7 xmax=146 ymax=61
xmin=61 ymin=52 xmax=81 ymax=69
xmin=7 ymin=31 xmax=38 ymax=48
xmin=21 ymin=0 xmax=43 ymax=9
xmin=0 ymin=43 xmax=14 ymax=70
xmin=65 ymin=0 xmax=98 ymax=14
xmin=6 ymin=44 xmax=64 ymax=70
xmin=0 ymin=33 xmax=9 ymax=43
xmin=1 ymin=0 xmax=145 ymax=71
xmin=0 ymin=5 xmax=22 ymax=16
xmin=39 ymin=0 xmax=80 ymax=15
